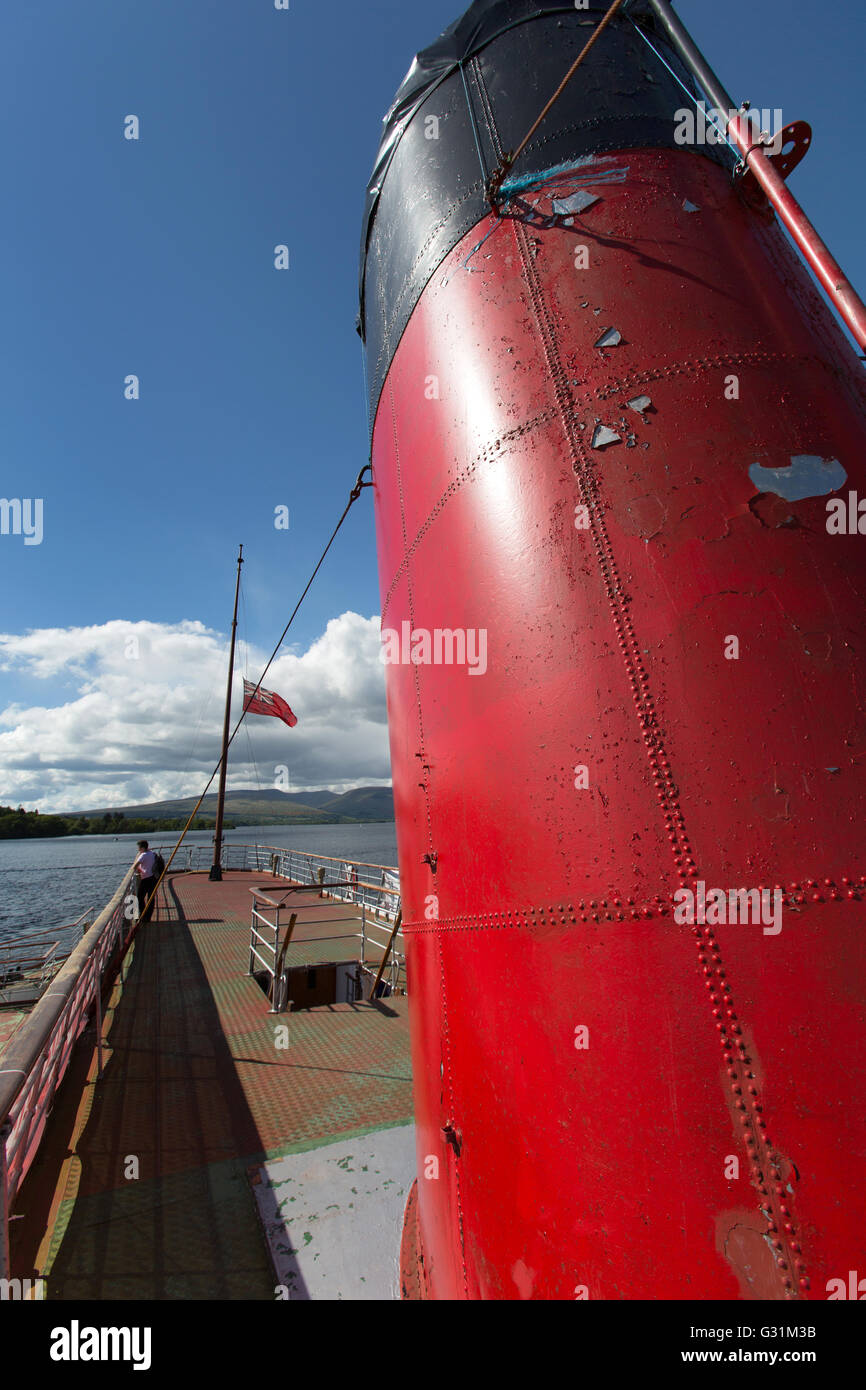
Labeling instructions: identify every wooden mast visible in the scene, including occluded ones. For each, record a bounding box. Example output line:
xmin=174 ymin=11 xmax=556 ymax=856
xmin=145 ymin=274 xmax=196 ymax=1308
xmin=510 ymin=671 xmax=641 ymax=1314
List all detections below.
xmin=209 ymin=543 xmax=244 ymax=881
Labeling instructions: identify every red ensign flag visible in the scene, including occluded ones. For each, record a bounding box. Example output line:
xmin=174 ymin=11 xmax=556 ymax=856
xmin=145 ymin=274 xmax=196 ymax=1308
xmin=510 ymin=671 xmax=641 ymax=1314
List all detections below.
xmin=243 ymin=678 xmax=298 ymax=728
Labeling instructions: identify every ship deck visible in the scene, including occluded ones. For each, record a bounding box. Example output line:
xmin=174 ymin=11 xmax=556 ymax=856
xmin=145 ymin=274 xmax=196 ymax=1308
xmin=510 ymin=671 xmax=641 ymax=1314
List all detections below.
xmin=8 ymin=871 xmax=414 ymax=1300
xmin=0 ymin=1006 xmax=26 ymax=1052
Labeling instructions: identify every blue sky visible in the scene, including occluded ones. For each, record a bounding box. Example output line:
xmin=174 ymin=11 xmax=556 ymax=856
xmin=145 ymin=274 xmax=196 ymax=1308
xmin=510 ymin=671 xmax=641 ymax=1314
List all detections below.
xmin=0 ymin=0 xmax=863 ymax=810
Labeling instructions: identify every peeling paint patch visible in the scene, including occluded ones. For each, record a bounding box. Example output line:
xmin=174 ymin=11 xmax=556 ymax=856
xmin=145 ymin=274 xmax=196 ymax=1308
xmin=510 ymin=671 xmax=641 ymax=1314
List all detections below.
xmin=747 ymin=493 xmax=803 ymax=529
xmin=552 ymin=189 xmax=599 ymax=216
xmin=252 ymin=1124 xmax=416 ymax=1300
xmin=717 ymin=1210 xmax=786 ymax=1300
xmin=594 ymin=327 xmax=622 ymax=348
xmin=625 ymin=493 xmax=666 ymax=539
xmin=752 ymin=787 xmax=791 ymax=823
xmin=748 ymin=454 xmax=847 ymax=501
xmin=511 ymin=1258 xmax=535 ymax=1299
xmin=591 ymin=424 xmax=621 ymax=449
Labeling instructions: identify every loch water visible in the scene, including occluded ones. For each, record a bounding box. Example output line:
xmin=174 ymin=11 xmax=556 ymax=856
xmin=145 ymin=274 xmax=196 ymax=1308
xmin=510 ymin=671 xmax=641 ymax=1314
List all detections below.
xmin=0 ymin=822 xmax=399 ymax=949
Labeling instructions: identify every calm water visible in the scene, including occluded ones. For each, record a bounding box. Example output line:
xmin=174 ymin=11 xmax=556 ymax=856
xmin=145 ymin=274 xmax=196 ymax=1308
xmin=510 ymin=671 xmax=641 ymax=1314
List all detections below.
xmin=0 ymin=822 xmax=398 ymax=948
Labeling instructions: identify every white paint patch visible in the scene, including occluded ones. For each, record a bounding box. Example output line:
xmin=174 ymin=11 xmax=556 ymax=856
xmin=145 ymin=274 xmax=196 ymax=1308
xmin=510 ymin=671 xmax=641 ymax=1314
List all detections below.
xmin=594 ymin=327 xmax=622 ymax=348
xmin=552 ymin=189 xmax=599 ymax=216
xmin=628 ymin=395 xmax=652 ymax=413
xmin=748 ymin=454 xmax=847 ymax=501
xmin=591 ymin=424 xmax=621 ymax=449
xmin=252 ymin=1124 xmax=416 ymax=1300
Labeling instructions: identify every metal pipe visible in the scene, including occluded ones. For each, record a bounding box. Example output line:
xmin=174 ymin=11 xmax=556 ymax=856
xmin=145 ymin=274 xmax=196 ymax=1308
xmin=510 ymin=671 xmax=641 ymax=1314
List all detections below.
xmin=645 ymin=0 xmax=735 ymax=113
xmin=368 ymin=911 xmax=403 ymax=1003
xmin=268 ymin=918 xmax=280 ymax=1012
xmin=95 ymin=967 xmax=104 ymax=1081
xmin=726 ymin=118 xmax=866 ymax=349
xmin=0 ymin=1121 xmax=10 ymax=1280
xmin=646 ymin=0 xmax=866 ymax=350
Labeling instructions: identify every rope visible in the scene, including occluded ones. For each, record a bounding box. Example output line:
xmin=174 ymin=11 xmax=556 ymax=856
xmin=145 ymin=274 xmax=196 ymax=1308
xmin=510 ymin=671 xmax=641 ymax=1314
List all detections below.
xmin=487 ymin=0 xmax=624 ymax=206
xmin=130 ymin=464 xmax=374 ymax=931
xmin=627 ymin=17 xmax=741 ymax=164
xmin=459 ymin=59 xmax=489 ymax=184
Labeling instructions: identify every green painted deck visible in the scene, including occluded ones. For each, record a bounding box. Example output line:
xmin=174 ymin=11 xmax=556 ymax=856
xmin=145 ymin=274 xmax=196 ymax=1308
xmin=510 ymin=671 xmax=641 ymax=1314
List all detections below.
xmin=9 ymin=872 xmax=413 ymax=1301
xmin=0 ymin=1006 xmax=26 ymax=1053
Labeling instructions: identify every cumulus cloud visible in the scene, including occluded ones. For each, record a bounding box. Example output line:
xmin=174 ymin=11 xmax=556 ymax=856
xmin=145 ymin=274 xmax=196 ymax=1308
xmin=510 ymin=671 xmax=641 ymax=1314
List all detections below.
xmin=0 ymin=613 xmax=390 ymax=812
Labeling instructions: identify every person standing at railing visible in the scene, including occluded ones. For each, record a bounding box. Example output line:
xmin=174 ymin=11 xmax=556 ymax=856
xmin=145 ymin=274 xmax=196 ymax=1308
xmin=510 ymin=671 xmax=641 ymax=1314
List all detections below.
xmin=133 ymin=840 xmax=159 ymax=924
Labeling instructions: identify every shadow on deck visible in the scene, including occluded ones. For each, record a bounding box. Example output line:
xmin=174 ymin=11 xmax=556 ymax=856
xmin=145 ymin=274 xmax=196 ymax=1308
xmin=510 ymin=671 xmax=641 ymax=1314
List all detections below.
xmin=9 ymin=872 xmax=412 ymax=1301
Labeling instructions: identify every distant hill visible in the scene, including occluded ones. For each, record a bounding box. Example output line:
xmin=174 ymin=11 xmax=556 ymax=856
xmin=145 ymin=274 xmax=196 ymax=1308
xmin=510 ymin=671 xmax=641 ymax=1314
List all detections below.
xmin=64 ymin=786 xmax=394 ymax=825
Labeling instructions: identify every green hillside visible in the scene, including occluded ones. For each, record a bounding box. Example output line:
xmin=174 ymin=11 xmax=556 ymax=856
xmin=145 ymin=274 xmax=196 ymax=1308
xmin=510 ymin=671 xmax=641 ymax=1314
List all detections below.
xmin=64 ymin=786 xmax=394 ymax=825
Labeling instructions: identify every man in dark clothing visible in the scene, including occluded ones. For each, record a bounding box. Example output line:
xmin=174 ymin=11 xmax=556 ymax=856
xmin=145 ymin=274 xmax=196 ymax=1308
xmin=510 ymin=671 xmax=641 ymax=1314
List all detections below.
xmin=133 ymin=839 xmax=158 ymax=923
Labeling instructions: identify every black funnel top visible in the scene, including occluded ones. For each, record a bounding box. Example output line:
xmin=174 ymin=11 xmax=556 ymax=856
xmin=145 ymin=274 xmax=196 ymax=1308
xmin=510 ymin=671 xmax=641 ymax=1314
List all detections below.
xmin=358 ymin=1 xmax=729 ymax=431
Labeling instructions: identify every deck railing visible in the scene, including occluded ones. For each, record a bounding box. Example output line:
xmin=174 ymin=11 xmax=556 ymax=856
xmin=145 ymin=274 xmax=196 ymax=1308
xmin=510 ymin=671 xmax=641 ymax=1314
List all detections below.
xmin=174 ymin=843 xmax=402 ymax=924
xmin=0 ymin=865 xmax=136 ymax=1279
xmin=0 ymin=934 xmax=60 ymax=1006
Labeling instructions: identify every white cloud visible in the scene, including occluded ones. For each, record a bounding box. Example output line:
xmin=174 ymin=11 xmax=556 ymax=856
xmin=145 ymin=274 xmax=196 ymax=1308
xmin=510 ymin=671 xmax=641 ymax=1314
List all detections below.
xmin=0 ymin=613 xmax=390 ymax=812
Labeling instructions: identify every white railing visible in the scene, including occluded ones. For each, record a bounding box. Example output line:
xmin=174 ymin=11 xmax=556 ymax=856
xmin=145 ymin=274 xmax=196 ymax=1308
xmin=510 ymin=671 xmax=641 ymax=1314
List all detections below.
xmin=0 ymin=866 xmax=136 ymax=1278
xmin=0 ymin=934 xmax=60 ymax=1006
xmin=248 ymin=876 xmax=405 ymax=1011
xmin=248 ymin=887 xmax=295 ymax=1012
xmin=175 ymin=843 xmax=402 ymax=924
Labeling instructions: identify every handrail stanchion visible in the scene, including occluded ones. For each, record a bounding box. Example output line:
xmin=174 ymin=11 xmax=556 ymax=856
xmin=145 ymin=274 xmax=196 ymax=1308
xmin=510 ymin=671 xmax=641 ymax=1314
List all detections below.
xmin=270 ymin=911 xmax=280 ymax=1011
xmin=0 ymin=1121 xmax=11 ymax=1281
xmin=369 ymin=911 xmax=403 ymax=1003
xmin=94 ymin=963 xmax=104 ymax=1081
xmin=270 ymin=912 xmax=297 ymax=1013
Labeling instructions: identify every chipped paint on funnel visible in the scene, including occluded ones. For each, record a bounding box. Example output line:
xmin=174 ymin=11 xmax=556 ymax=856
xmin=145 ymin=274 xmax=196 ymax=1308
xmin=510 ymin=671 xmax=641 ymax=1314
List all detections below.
xmin=552 ymin=189 xmax=600 ymax=216
xmin=591 ymin=424 xmax=621 ymax=448
xmin=748 ymin=454 xmax=847 ymax=500
xmin=594 ymin=327 xmax=622 ymax=348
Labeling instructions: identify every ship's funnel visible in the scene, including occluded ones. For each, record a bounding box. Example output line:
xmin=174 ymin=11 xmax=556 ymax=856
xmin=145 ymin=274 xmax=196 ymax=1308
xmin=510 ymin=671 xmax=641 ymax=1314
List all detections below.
xmin=360 ymin=0 xmax=866 ymax=1300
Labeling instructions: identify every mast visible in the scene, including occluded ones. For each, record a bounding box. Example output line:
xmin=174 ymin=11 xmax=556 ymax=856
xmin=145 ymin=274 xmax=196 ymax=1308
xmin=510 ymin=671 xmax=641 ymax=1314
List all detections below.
xmin=209 ymin=543 xmax=244 ymax=881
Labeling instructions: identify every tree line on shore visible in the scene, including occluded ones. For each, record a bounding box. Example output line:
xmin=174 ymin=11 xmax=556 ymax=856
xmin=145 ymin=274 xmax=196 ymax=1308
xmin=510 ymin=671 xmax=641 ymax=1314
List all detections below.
xmin=0 ymin=805 xmax=228 ymax=839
